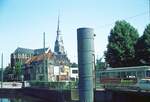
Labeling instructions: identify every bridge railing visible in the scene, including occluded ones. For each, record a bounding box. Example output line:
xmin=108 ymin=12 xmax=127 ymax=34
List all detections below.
xmin=28 ymin=81 xmax=78 ymax=90
xmin=100 ymin=83 xmax=138 ymax=90
xmin=96 ymin=80 xmax=138 ymax=90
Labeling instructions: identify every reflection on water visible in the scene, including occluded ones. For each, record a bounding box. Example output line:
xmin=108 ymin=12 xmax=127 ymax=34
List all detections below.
xmin=0 ymin=96 xmax=47 ymax=102
xmin=0 ymin=99 xmax=10 ymax=102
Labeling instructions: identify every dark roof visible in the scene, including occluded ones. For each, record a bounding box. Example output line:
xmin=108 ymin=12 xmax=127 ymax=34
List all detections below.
xmin=14 ymin=47 xmax=49 ymax=55
xmin=34 ymin=48 xmax=48 ymax=55
xmin=14 ymin=47 xmax=34 ymax=54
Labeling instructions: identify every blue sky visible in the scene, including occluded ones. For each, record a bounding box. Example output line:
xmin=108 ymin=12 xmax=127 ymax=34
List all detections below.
xmin=0 ymin=0 xmax=149 ymax=67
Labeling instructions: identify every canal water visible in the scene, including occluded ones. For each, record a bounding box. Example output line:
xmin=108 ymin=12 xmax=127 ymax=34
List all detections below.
xmin=0 ymin=98 xmax=47 ymax=102
xmin=0 ymin=94 xmax=47 ymax=102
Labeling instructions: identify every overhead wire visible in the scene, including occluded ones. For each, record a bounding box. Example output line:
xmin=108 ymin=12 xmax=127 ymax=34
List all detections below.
xmin=99 ymin=11 xmax=148 ymax=28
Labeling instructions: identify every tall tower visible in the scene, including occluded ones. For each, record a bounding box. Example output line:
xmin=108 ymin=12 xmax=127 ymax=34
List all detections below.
xmin=54 ymin=15 xmax=65 ymax=54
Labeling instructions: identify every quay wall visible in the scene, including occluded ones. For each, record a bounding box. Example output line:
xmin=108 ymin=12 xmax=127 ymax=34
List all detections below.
xmin=0 ymin=89 xmax=22 ymax=98
xmin=22 ymin=88 xmax=71 ymax=102
xmin=94 ymin=90 xmax=112 ymax=102
xmin=0 ymin=88 xmax=150 ymax=102
xmin=22 ymin=88 xmax=112 ymax=102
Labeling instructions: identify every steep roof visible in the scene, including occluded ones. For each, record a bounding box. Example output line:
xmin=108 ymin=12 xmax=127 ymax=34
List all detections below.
xmin=14 ymin=47 xmax=34 ymax=54
xmin=34 ymin=48 xmax=48 ymax=55
xmin=14 ymin=47 xmax=49 ymax=55
xmin=25 ymin=51 xmax=54 ymax=64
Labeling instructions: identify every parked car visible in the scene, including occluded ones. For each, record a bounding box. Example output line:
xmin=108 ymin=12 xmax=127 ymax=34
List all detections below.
xmin=136 ymin=78 xmax=150 ymax=91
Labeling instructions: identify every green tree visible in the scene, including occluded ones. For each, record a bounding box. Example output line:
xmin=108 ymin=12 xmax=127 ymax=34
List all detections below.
xmin=105 ymin=20 xmax=139 ymax=68
xmin=135 ymin=24 xmax=150 ymax=65
xmin=70 ymin=62 xmax=78 ymax=68
xmin=95 ymin=59 xmax=105 ymax=70
xmin=95 ymin=55 xmax=106 ymax=70
xmin=3 ymin=66 xmax=13 ymax=81
xmin=15 ymin=61 xmax=22 ymax=81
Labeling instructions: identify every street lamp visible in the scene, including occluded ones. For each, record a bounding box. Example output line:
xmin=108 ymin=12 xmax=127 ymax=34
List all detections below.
xmin=21 ymin=75 xmax=24 ymax=82
xmin=1 ymin=53 xmax=3 ymax=88
xmin=92 ymin=53 xmax=96 ymax=90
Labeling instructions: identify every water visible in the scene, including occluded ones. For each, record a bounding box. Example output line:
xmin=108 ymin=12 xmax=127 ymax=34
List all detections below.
xmin=0 ymin=98 xmax=45 ymax=102
xmin=0 ymin=94 xmax=47 ymax=102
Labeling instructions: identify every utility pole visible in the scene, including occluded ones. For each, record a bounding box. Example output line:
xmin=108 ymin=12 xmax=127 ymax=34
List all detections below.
xmin=43 ymin=32 xmax=47 ymax=82
xmin=43 ymin=32 xmax=45 ymax=50
xmin=1 ymin=53 xmax=3 ymax=88
xmin=149 ymin=0 xmax=150 ymax=22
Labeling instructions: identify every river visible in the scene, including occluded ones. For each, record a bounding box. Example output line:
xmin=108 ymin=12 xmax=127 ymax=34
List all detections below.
xmin=0 ymin=94 xmax=47 ymax=102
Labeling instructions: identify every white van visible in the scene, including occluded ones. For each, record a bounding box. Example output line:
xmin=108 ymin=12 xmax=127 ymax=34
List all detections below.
xmin=137 ymin=79 xmax=150 ymax=91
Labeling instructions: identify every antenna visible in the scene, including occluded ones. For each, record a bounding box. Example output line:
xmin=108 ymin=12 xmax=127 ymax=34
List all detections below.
xmin=43 ymin=32 xmax=45 ymax=50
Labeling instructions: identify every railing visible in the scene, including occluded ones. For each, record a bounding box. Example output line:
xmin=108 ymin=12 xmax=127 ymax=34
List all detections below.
xmin=0 ymin=82 xmax=22 ymax=89
xmin=99 ymin=83 xmax=138 ymax=91
xmin=28 ymin=81 xmax=78 ymax=90
xmin=96 ymin=77 xmax=138 ymax=90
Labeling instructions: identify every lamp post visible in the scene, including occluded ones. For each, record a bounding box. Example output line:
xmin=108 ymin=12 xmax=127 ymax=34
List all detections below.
xmin=21 ymin=75 xmax=24 ymax=82
xmin=92 ymin=53 xmax=96 ymax=91
xmin=1 ymin=53 xmax=3 ymax=88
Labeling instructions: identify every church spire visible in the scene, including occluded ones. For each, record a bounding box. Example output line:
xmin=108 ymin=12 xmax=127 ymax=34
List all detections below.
xmin=54 ymin=15 xmax=65 ymax=54
xmin=57 ymin=15 xmax=60 ymax=33
xmin=56 ymin=14 xmax=61 ymax=40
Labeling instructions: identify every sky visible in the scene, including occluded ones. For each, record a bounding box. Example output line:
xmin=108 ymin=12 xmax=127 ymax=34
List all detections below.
xmin=0 ymin=0 xmax=149 ymax=67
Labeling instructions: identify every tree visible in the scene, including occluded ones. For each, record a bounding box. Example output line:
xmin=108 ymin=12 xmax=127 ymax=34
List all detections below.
xmin=96 ymin=59 xmax=106 ymax=70
xmin=15 ymin=61 xmax=22 ymax=81
xmin=135 ymin=24 xmax=150 ymax=65
xmin=3 ymin=66 xmax=13 ymax=81
xmin=105 ymin=20 xmax=139 ymax=68
xmin=95 ymin=55 xmax=106 ymax=70
xmin=70 ymin=62 xmax=78 ymax=68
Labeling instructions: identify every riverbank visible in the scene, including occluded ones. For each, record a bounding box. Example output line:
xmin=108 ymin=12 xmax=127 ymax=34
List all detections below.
xmin=0 ymin=88 xmax=111 ymax=102
xmin=0 ymin=88 xmax=149 ymax=102
xmin=22 ymin=87 xmax=73 ymax=102
xmin=22 ymin=88 xmax=112 ymax=102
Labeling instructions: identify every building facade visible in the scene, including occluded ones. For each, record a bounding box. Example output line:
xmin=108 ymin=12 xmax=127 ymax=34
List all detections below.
xmin=22 ymin=16 xmax=71 ymax=82
xmin=10 ymin=47 xmax=48 ymax=80
xmin=23 ymin=50 xmax=70 ymax=81
xmin=23 ymin=50 xmax=54 ymax=81
xmin=10 ymin=47 xmax=34 ymax=69
xmin=70 ymin=67 xmax=78 ymax=81
xmin=11 ymin=47 xmax=48 ymax=69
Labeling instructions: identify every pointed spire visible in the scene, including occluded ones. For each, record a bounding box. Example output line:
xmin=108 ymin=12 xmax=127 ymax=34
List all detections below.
xmin=57 ymin=14 xmax=60 ymax=34
xmin=54 ymin=14 xmax=65 ymax=54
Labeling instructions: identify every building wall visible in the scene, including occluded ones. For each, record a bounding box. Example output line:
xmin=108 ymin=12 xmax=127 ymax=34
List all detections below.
xmin=11 ymin=53 xmax=33 ymax=69
xmin=23 ymin=51 xmax=71 ymax=82
xmin=70 ymin=67 xmax=78 ymax=81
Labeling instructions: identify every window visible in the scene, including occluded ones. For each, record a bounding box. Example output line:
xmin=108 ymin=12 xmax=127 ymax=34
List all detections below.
xmin=72 ymin=70 xmax=78 ymax=74
xmin=146 ymin=70 xmax=150 ymax=77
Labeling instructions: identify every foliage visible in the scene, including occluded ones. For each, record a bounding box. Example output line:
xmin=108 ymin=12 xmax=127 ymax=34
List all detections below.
xmin=29 ymin=81 xmax=78 ymax=90
xmin=15 ymin=61 xmax=22 ymax=80
xmin=3 ymin=66 xmax=13 ymax=81
xmin=70 ymin=62 xmax=78 ymax=68
xmin=95 ymin=59 xmax=105 ymax=70
xmin=105 ymin=20 xmax=139 ymax=68
xmin=135 ymin=24 xmax=150 ymax=65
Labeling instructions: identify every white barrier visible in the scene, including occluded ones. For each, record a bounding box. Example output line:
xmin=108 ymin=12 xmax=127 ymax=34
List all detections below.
xmin=0 ymin=82 xmax=22 ymax=89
